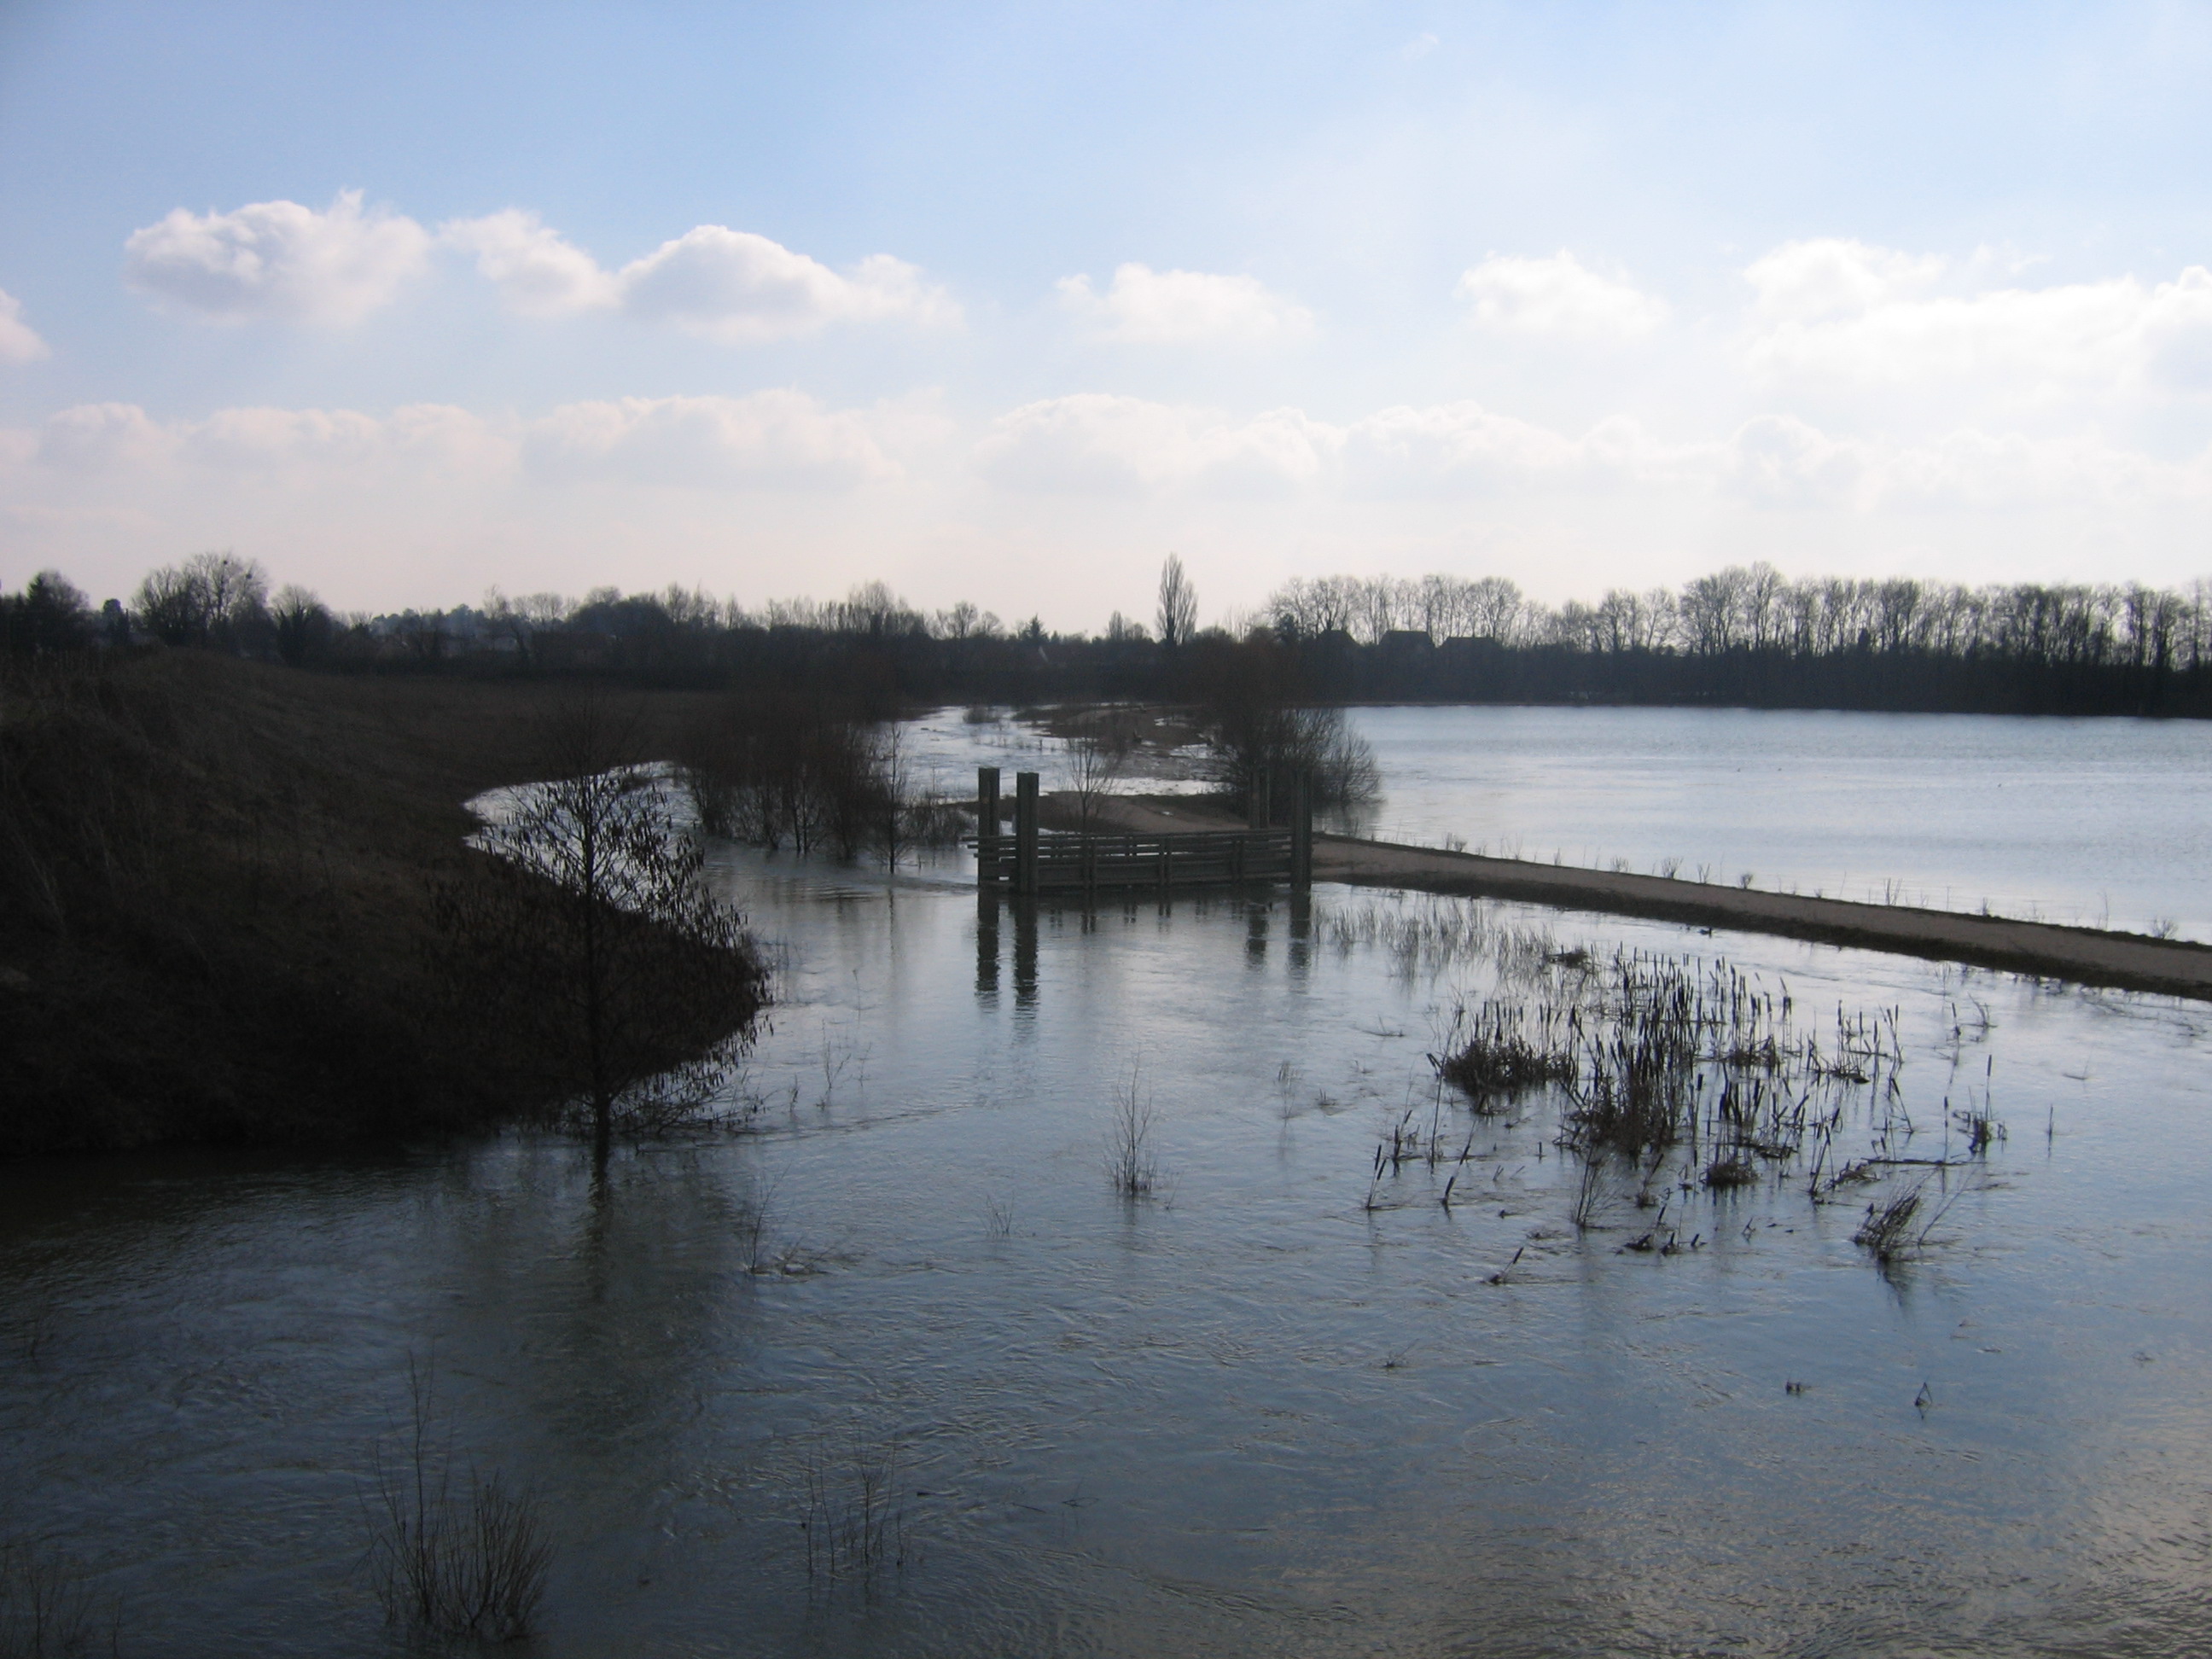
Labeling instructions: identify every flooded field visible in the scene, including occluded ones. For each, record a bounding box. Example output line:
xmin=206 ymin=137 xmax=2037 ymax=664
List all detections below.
xmin=5 ymin=840 xmax=2210 ymax=1656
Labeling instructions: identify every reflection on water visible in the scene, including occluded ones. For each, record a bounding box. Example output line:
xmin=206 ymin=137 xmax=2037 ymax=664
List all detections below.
xmin=4 ymin=844 xmax=2212 ymax=1656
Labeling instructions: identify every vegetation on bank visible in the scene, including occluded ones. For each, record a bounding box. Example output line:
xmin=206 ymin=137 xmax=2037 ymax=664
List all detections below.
xmin=0 ymin=649 xmax=764 ymax=1155
xmin=8 ymin=551 xmax=2211 ymax=717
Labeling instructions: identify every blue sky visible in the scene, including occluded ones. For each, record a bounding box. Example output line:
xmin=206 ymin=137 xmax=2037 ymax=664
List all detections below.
xmin=3 ymin=1 xmax=2210 ymax=622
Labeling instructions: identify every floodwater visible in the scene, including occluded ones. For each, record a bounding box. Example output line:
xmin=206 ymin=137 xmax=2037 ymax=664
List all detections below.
xmin=908 ymin=703 xmax=2212 ymax=940
xmin=6 ymin=837 xmax=2212 ymax=1656
xmin=1347 ymin=706 xmax=2212 ymax=941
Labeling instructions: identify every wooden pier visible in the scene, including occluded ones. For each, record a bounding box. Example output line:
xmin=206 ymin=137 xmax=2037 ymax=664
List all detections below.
xmin=974 ymin=767 xmax=1313 ymax=894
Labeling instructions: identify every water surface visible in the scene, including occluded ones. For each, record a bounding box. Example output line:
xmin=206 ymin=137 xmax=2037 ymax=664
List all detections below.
xmin=1347 ymin=704 xmax=2212 ymax=939
xmin=4 ymin=847 xmax=2209 ymax=1656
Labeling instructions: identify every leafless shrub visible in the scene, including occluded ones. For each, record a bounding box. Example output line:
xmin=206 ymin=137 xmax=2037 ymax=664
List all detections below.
xmin=0 ymin=1539 xmax=115 ymax=1659
xmin=364 ymin=1362 xmax=551 ymax=1646
xmin=1106 ymin=1062 xmax=1161 ymax=1197
xmin=1060 ymin=707 xmax=1139 ymax=831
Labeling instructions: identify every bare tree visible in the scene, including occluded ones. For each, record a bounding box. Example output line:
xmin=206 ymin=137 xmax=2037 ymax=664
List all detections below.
xmin=1156 ymin=555 xmax=1197 ymax=650
xmin=1191 ymin=634 xmax=1380 ymax=811
xmin=1060 ymin=708 xmax=1138 ymax=830
xmin=133 ymin=551 xmax=270 ymax=649
xmin=270 ymin=585 xmax=331 ymax=665
xmin=433 ymin=694 xmax=767 ymax=1166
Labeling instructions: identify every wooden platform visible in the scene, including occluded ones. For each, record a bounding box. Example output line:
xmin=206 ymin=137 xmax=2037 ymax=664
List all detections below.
xmin=975 ymin=765 xmax=1313 ymax=894
xmin=975 ymin=828 xmax=1295 ymax=893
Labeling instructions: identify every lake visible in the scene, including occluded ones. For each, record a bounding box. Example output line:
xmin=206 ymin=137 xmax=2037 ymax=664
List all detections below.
xmin=5 ymin=817 xmax=2210 ymax=1655
xmin=907 ymin=703 xmax=2212 ymax=940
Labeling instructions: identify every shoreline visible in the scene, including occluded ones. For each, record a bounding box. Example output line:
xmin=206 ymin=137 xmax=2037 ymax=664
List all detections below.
xmin=1075 ymin=793 xmax=2212 ymax=1002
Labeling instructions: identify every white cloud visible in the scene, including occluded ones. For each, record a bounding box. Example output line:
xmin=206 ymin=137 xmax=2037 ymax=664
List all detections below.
xmin=971 ymin=390 xmax=2212 ymax=516
xmin=1742 ymin=239 xmax=2212 ymax=395
xmin=1456 ymin=252 xmax=1668 ymax=339
xmin=979 ymin=394 xmax=1706 ymax=498
xmin=976 ymin=394 xmax=1334 ymax=495
xmin=32 ymin=403 xmax=178 ymax=472
xmin=1057 ymin=264 xmax=1315 ymax=345
xmin=123 ymin=190 xmax=432 ymax=324
xmin=523 ymin=393 xmax=904 ymax=488
xmin=3 ymin=394 xmax=904 ymax=494
xmin=437 ymin=214 xmax=958 ymax=341
xmin=614 ymin=228 xmax=957 ymax=343
xmin=440 ymin=210 xmax=619 ymax=317
xmin=14 ymin=401 xmax=510 ymax=480
xmin=127 ymin=192 xmax=955 ymax=342
xmin=0 ymin=288 xmax=49 ymax=364
xmin=1743 ymin=238 xmax=1946 ymax=321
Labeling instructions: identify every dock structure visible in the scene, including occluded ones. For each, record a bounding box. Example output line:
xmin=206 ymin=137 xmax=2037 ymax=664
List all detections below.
xmin=975 ymin=766 xmax=1313 ymax=895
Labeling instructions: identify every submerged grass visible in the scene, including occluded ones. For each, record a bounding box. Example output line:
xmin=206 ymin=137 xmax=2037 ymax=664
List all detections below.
xmin=799 ymin=1432 xmax=910 ymax=1582
xmin=1343 ymin=911 xmax=1953 ymax=1266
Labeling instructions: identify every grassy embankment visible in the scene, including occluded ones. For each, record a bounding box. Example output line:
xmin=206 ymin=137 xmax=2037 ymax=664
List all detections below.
xmin=0 ymin=650 xmax=736 ymax=1155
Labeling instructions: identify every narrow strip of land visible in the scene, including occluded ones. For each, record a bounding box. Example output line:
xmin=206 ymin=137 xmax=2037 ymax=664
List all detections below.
xmin=1073 ymin=793 xmax=2212 ymax=1001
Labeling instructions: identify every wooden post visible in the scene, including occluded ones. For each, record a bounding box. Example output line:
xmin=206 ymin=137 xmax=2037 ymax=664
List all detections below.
xmin=1015 ymin=771 xmax=1039 ymax=897
xmin=1290 ymin=770 xmax=1313 ymax=888
xmin=977 ymin=766 xmax=1001 ymax=888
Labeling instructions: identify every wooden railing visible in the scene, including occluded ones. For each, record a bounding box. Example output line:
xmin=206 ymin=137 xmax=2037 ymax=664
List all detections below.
xmin=974 ymin=829 xmax=1295 ymax=893
xmin=974 ymin=766 xmax=1313 ymax=894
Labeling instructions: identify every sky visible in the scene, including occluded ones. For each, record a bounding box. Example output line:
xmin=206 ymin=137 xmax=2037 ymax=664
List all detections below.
xmin=2 ymin=0 xmax=2210 ymax=626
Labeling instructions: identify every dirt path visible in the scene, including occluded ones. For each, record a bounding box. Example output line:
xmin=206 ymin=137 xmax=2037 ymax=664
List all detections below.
xmin=1068 ymin=793 xmax=2212 ymax=1000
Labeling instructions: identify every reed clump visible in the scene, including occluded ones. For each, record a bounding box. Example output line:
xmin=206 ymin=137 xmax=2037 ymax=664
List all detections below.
xmin=1854 ymin=1184 xmax=1927 ymax=1265
xmin=1376 ymin=941 xmax=1924 ymax=1252
xmin=799 ymin=1434 xmax=910 ymax=1581
xmin=1431 ymin=1000 xmax=1580 ymax=1106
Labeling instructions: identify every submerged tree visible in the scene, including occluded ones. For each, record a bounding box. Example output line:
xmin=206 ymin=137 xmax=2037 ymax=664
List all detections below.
xmin=1189 ymin=632 xmax=1381 ymax=812
xmin=433 ymin=696 xmax=768 ymax=1165
xmin=1060 ymin=707 xmax=1139 ymax=830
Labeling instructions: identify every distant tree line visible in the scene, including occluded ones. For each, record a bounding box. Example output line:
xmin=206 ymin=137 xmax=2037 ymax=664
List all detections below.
xmin=5 ymin=552 xmax=2209 ymax=718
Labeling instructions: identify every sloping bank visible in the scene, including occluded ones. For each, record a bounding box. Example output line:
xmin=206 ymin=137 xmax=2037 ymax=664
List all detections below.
xmin=0 ymin=651 xmax=755 ymax=1154
xmin=1086 ymin=795 xmax=2212 ymax=1002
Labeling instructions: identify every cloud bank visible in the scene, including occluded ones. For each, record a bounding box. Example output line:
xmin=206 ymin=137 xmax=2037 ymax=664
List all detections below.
xmin=1057 ymin=264 xmax=1314 ymax=344
xmin=974 ymin=392 xmax=2212 ymax=510
xmin=3 ymin=392 xmax=920 ymax=492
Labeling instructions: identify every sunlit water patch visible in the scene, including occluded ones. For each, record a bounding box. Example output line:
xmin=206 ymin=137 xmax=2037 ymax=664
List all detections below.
xmin=1344 ymin=703 xmax=2212 ymax=940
